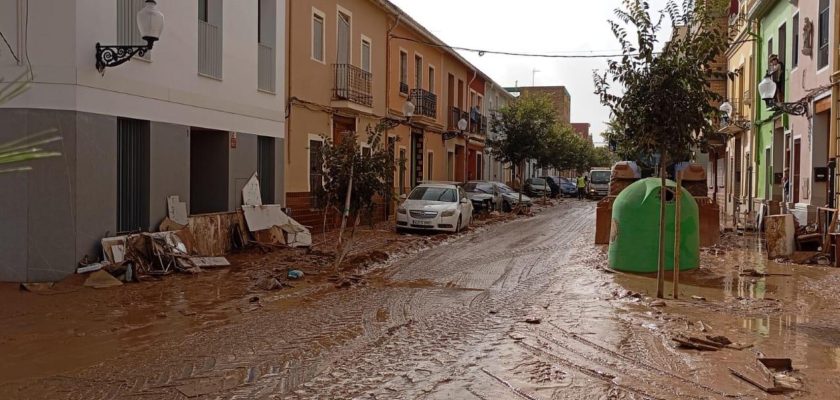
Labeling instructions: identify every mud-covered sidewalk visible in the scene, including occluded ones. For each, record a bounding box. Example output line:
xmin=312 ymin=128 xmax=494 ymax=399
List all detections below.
xmin=1 ymin=200 xmax=839 ymax=399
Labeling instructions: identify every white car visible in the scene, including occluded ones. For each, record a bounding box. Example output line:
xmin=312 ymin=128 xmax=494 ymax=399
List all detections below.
xmin=396 ymin=183 xmax=473 ymax=233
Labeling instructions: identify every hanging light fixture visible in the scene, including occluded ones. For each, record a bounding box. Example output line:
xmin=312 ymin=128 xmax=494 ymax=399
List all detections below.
xmin=757 ymin=74 xmax=807 ymax=116
xmin=95 ymin=0 xmax=165 ymax=74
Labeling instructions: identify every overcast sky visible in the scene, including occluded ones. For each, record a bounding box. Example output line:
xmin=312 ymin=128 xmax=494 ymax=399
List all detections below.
xmin=390 ymin=0 xmax=674 ymax=144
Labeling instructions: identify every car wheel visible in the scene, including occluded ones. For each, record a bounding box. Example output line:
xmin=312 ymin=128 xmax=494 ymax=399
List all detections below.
xmin=396 ymin=227 xmax=406 ymax=234
xmin=502 ymin=201 xmax=512 ymax=212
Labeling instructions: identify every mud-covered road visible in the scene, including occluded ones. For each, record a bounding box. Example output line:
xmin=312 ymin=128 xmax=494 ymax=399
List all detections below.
xmin=2 ymin=201 xmax=839 ymax=399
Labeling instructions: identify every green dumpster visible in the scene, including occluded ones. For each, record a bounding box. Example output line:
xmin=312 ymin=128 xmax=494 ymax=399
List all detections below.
xmin=608 ymin=177 xmax=699 ymax=273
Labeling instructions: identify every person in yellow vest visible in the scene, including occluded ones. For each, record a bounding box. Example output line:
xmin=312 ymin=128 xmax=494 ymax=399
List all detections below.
xmin=576 ymin=174 xmax=587 ymax=200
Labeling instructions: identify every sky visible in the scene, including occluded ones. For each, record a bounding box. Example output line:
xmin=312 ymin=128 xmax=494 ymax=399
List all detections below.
xmin=389 ymin=0 xmax=674 ymax=144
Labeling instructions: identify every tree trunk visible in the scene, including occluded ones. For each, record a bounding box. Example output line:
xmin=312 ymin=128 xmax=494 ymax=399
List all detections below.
xmin=656 ymin=160 xmax=666 ymax=299
xmin=335 ymin=163 xmax=354 ymax=272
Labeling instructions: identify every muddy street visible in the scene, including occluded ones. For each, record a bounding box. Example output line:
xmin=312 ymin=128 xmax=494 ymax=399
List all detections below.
xmin=2 ymin=201 xmax=840 ymax=399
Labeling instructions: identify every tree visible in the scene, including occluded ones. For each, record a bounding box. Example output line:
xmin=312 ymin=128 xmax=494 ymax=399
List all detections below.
xmin=593 ymin=0 xmax=728 ymax=297
xmin=0 ymin=70 xmax=61 ymax=173
xmin=488 ymin=94 xmax=558 ymax=206
xmin=313 ymin=121 xmax=397 ymax=268
xmin=588 ymin=146 xmax=615 ymax=169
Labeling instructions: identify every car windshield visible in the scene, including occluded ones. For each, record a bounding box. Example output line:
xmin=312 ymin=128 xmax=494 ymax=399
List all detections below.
xmin=498 ymin=184 xmax=515 ymax=194
xmin=530 ymin=178 xmax=546 ymax=186
xmin=591 ymin=171 xmax=610 ymax=183
xmin=408 ymin=187 xmax=457 ymax=202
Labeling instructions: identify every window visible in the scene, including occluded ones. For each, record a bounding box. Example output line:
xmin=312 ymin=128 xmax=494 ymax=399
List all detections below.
xmin=409 ymin=187 xmax=456 ymax=203
xmin=768 ymin=38 xmax=773 ymax=56
xmin=428 ymin=66 xmax=435 ymax=93
xmin=399 ymin=51 xmax=408 ymax=94
xmin=818 ymin=0 xmax=829 ymax=69
xmin=792 ymin=13 xmax=799 ymax=68
xmin=361 ymin=145 xmax=372 ymax=157
xmin=361 ymin=38 xmax=371 ymax=72
xmin=312 ymin=10 xmax=325 ymax=62
xmin=198 ymin=0 xmax=223 ymax=79
xmin=258 ymin=0 xmax=276 ymax=92
xmin=118 ymin=0 xmax=150 ymax=60
xmin=778 ymin=23 xmax=786 ymax=67
xmin=257 ymin=136 xmax=275 ymax=203
xmin=309 ymin=139 xmax=324 ymax=207
xmin=415 ymin=54 xmax=423 ymax=89
xmin=427 ymin=151 xmax=434 ymax=181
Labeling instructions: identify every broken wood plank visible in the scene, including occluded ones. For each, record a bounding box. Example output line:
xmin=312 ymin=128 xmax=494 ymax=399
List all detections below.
xmin=729 ymin=368 xmax=784 ymax=394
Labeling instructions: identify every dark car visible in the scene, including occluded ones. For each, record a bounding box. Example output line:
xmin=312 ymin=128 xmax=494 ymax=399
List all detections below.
xmin=463 ymin=181 xmax=532 ymax=212
xmin=540 ymin=176 xmax=562 ymax=198
xmin=524 ymin=177 xmax=551 ymax=197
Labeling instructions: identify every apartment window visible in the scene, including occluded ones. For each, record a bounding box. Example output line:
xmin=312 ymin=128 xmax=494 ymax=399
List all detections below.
xmin=399 ymin=51 xmax=408 ymax=94
xmin=778 ymin=23 xmax=786 ymax=67
xmin=118 ymin=0 xmax=150 ymax=60
xmin=258 ymin=0 xmax=276 ymax=92
xmin=427 ymin=151 xmax=434 ymax=181
xmin=818 ymin=0 xmax=829 ymax=69
xmin=117 ymin=118 xmax=150 ymax=233
xmin=428 ymin=66 xmax=435 ymax=93
xmin=309 ymin=139 xmax=324 ymax=207
xmin=198 ymin=0 xmax=223 ymax=79
xmin=312 ymin=10 xmax=325 ymax=63
xmin=415 ymin=55 xmax=423 ymax=89
xmin=768 ymin=38 xmax=773 ymax=58
xmin=792 ymin=13 xmax=799 ymax=68
xmin=361 ymin=38 xmax=371 ymax=73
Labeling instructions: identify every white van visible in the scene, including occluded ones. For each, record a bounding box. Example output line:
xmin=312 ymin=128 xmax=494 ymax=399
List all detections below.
xmin=588 ymin=168 xmax=611 ymax=198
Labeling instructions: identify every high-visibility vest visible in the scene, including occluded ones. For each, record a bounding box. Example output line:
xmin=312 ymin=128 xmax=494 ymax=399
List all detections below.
xmin=577 ymin=177 xmax=586 ymax=188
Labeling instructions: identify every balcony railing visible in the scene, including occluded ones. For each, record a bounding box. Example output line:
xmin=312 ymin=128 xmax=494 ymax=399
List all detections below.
xmin=333 ymin=64 xmax=373 ymax=107
xmin=448 ymin=106 xmax=468 ymax=131
xmin=258 ymin=43 xmax=275 ymax=92
xmin=409 ymin=89 xmax=436 ymax=119
xmin=199 ymin=20 xmax=223 ymax=79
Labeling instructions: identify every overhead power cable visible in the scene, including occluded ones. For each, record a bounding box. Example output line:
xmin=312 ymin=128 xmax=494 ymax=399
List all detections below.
xmin=390 ymin=35 xmax=659 ymax=58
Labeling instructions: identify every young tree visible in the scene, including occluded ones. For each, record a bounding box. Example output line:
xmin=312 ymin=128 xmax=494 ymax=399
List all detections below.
xmin=0 ymin=70 xmax=61 ymax=173
xmin=594 ymin=0 xmax=728 ymax=297
xmin=314 ymin=121 xmax=397 ymax=268
xmin=488 ymin=94 xmax=558 ymax=206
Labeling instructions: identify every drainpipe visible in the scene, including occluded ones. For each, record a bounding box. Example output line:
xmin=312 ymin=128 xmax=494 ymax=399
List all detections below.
xmin=386 ymin=14 xmax=401 ymax=118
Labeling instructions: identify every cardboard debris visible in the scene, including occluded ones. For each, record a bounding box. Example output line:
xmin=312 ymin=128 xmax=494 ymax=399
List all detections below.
xmin=101 ymin=236 xmax=128 ymax=264
xmin=187 ymin=211 xmax=249 ymax=256
xmin=159 ymin=217 xmax=186 ymax=232
xmin=242 ymin=172 xmax=263 ymax=206
xmin=76 ymin=261 xmax=109 ymax=274
xmin=167 ymin=195 xmax=189 ymax=225
xmin=242 ymin=205 xmax=311 ymax=247
xmin=182 ymin=257 xmax=230 ymax=268
xmin=84 ymin=270 xmax=124 ymax=289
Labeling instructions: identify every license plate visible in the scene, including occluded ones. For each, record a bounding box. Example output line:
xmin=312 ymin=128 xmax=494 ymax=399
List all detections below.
xmin=413 ymin=220 xmax=432 ymax=225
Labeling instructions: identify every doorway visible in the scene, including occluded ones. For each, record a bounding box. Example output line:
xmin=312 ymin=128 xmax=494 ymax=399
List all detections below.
xmin=190 ymin=128 xmax=229 ymax=214
xmin=410 ymin=129 xmax=424 ymax=187
xmin=793 ymin=138 xmax=801 ymax=203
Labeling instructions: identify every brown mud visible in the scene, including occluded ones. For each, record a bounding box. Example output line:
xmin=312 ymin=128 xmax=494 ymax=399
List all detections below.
xmin=0 ymin=199 xmax=838 ymax=399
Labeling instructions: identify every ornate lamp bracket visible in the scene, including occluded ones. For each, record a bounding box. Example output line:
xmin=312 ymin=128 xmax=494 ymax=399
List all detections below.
xmin=95 ymin=42 xmax=153 ymax=74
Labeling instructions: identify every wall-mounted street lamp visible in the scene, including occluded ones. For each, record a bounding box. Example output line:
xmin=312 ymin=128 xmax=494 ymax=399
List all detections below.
xmin=402 ymin=100 xmax=415 ymax=121
xmin=443 ymin=118 xmax=468 ymax=141
xmin=718 ymin=101 xmax=752 ymax=130
xmin=95 ymin=0 xmax=164 ymax=74
xmin=757 ymin=75 xmax=808 ymax=116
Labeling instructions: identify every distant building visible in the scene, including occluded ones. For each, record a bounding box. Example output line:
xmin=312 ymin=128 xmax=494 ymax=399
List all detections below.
xmin=506 ymin=86 xmax=571 ymax=124
xmin=571 ymin=123 xmax=593 ymax=144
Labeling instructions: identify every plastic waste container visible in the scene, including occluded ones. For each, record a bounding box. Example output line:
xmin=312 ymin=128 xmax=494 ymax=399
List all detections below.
xmin=608 ymin=178 xmax=699 ymax=273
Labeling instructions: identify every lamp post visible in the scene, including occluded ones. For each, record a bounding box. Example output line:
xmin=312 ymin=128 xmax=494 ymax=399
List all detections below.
xmin=758 ymin=75 xmax=808 ymax=116
xmin=718 ymin=100 xmax=752 ymax=130
xmin=458 ymin=118 xmax=468 ymax=182
xmin=95 ymin=0 xmax=164 ymax=74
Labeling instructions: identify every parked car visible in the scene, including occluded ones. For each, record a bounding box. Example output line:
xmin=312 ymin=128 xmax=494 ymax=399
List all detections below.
xmin=396 ymin=183 xmax=473 ymax=233
xmin=524 ymin=177 xmax=551 ymax=197
xmin=556 ymin=177 xmax=578 ymax=197
xmin=463 ymin=181 xmax=532 ymax=212
xmin=459 ymin=183 xmax=495 ymax=213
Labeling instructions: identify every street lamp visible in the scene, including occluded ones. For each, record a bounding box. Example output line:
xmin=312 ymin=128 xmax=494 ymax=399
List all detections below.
xmin=95 ymin=0 xmax=165 ymax=74
xmin=758 ymin=74 xmax=808 ymax=116
xmin=718 ymin=100 xmax=751 ymax=130
xmin=718 ymin=101 xmax=733 ymax=124
xmin=403 ymin=100 xmax=415 ymax=120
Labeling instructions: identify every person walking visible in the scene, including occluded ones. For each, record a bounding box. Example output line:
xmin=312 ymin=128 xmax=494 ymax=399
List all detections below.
xmin=576 ymin=174 xmax=587 ymax=200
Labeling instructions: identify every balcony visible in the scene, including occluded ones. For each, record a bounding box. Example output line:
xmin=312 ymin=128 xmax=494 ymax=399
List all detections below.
xmin=257 ymin=43 xmax=275 ymax=93
xmin=198 ymin=20 xmax=223 ymax=79
xmin=409 ymin=89 xmax=437 ymax=123
xmin=447 ymin=106 xmax=468 ymax=132
xmin=719 ymin=98 xmax=752 ymax=134
xmin=399 ymin=81 xmax=409 ymax=95
xmin=332 ymin=64 xmax=373 ymax=111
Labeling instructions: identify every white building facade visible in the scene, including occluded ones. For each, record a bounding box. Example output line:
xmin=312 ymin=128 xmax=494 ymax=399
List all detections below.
xmin=0 ymin=0 xmax=286 ymax=282
xmin=483 ymin=81 xmax=515 ymax=184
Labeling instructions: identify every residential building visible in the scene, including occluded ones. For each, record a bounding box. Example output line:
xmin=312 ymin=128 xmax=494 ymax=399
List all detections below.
xmin=0 ymin=0 xmax=286 ymax=282
xmin=749 ymin=0 xmax=793 ymax=212
xmin=721 ymin=0 xmax=757 ymax=228
xmin=515 ymin=86 xmax=571 ymax=124
xmin=833 ymin=0 xmax=840 ymax=208
xmin=572 ymin=123 xmax=593 ymax=144
xmin=285 ymin=0 xmax=389 ymax=229
xmin=483 ymin=81 xmax=515 ymax=183
xmin=786 ymin=0 xmax=834 ymax=223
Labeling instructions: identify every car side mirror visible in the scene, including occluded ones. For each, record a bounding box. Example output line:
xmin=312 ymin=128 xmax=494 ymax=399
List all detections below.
xmin=460 ymin=197 xmax=469 ymax=204
xmin=399 ymin=194 xmax=407 ymax=200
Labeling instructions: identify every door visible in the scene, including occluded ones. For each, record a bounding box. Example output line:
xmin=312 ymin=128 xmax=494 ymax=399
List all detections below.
xmin=765 ymin=147 xmax=772 ymax=200
xmin=337 ymin=12 xmax=350 ymax=64
xmin=794 ymin=138 xmax=801 ymax=203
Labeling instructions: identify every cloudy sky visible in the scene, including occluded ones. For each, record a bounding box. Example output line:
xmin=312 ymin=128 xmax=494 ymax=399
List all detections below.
xmin=390 ymin=0 xmax=674 ymax=144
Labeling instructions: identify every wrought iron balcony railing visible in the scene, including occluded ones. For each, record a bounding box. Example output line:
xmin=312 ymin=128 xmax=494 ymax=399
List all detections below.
xmin=448 ymin=106 xmax=468 ymax=131
xmin=409 ymin=88 xmax=437 ymax=119
xmin=333 ymin=64 xmax=373 ymax=107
